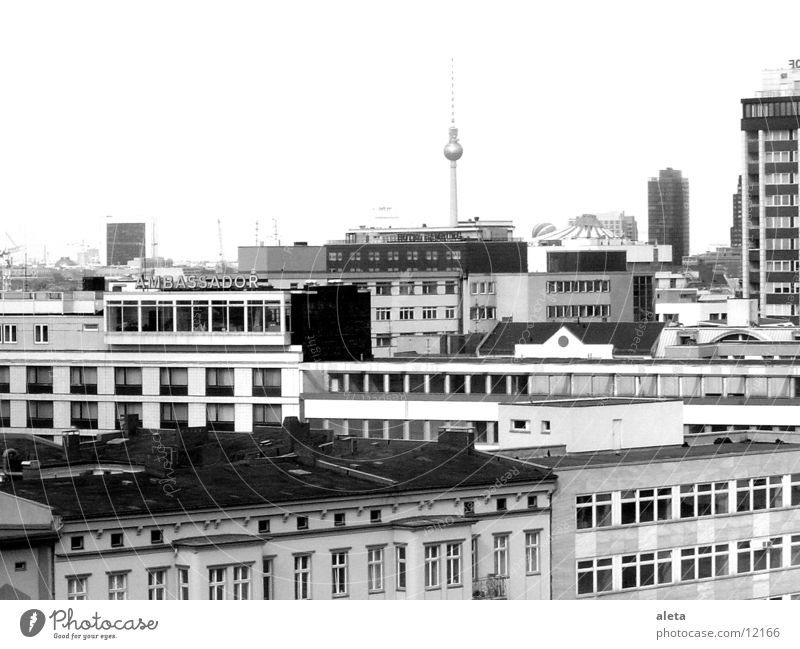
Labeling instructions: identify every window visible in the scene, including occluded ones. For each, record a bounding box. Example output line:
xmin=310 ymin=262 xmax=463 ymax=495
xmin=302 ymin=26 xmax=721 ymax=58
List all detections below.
xmin=399 ymin=307 xmax=414 ymax=320
xmin=375 ymin=308 xmax=391 ymax=321
xmin=67 ymin=576 xmax=88 ymax=600
xmin=375 ymin=282 xmax=392 ymax=296
xmin=108 ymin=573 xmax=127 ymax=600
xmin=445 ymin=307 xmax=456 ymax=319
xmin=110 ymin=532 xmax=124 ymax=548
xmin=161 ymin=403 xmax=188 ymax=428
xmin=463 ymin=500 xmax=474 ymax=515
xmin=527 ymin=495 xmax=538 ymax=509
xmin=331 ymin=552 xmax=348 ymax=596
xmin=525 ymin=532 xmax=540 ymax=573
xmin=510 ymin=419 xmax=530 ymax=432
xmin=0 ymin=366 xmax=8 ymax=392
xmin=576 ymin=493 xmax=612 ymax=529
xmin=27 ymin=366 xmax=53 ymax=393
xmin=233 ymin=565 xmax=251 ymax=600
xmin=444 ymin=281 xmax=456 ymax=294
xmin=680 ymin=482 xmax=728 ymax=518
xmin=70 ymin=536 xmax=84 ymax=551
xmin=151 ymin=530 xmax=163 ymax=545
xmin=115 ymin=367 xmax=142 ymax=395
xmin=621 ymin=551 xmax=672 ymax=589
xmin=294 ymin=555 xmax=311 ymax=600
xmin=70 ymin=367 xmax=98 ymax=394
xmin=297 ymin=516 xmax=309 ymax=530
xmin=737 ymin=538 xmax=783 ymax=574
xmin=422 ymin=281 xmax=438 ymax=295
xmin=446 ymin=543 xmax=462 ymax=586
xmin=375 ymin=335 xmax=392 ymax=348
xmin=0 ymin=399 xmax=9 ymax=427
xmin=28 ymin=401 xmax=53 ymax=428
xmin=209 ymin=568 xmax=226 ymax=600
xmin=34 ymin=324 xmax=49 ymax=344
xmin=424 ymin=545 xmax=440 ymax=589
xmin=334 ymin=512 xmax=346 ymax=527
xmin=14 ymin=561 xmax=26 ymax=572
xmin=496 ymin=497 xmax=507 ymax=512
xmin=367 ymin=548 xmax=384 ymax=592
xmin=71 ymin=401 xmax=98 ymax=429
xmin=621 ymin=488 xmax=673 ymax=524
xmin=159 ymin=367 xmax=188 ymax=396
xmin=370 ymin=509 xmax=382 ymax=524
xmin=577 ymin=558 xmax=612 ymax=595
xmin=399 ymin=282 xmax=415 ymax=295
xmin=1 ymin=324 xmax=17 ymax=344
xmin=148 ymin=569 xmax=166 ymax=600
xmin=253 ymin=368 xmax=281 ymax=396
xmin=262 ymin=559 xmax=273 ymax=600
xmin=422 ymin=307 xmax=437 ymax=320
xmin=681 ymin=545 xmax=729 ymax=581
xmin=493 ymin=535 xmax=509 ymax=577
xmin=258 ymin=519 xmax=270 ymax=534
xmin=253 ymin=404 xmax=281 ymax=425
xmin=206 ymin=368 xmax=234 ymax=396
xmin=207 ymin=403 xmax=235 ymax=432
xmin=396 ymin=546 xmax=407 ymax=590
xmin=736 ymin=477 xmax=782 ymax=512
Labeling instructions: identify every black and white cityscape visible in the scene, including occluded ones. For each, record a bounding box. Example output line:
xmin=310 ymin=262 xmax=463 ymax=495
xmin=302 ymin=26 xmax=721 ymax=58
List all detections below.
xmin=3 ymin=4 xmax=800 ymax=616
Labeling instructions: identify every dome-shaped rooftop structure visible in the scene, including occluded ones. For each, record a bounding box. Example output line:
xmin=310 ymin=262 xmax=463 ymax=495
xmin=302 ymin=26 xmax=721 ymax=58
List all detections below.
xmin=536 ymin=214 xmax=619 ymax=241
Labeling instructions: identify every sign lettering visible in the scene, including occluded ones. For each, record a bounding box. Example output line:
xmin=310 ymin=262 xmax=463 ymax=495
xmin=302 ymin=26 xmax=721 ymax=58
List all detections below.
xmin=135 ymin=274 xmax=260 ymax=291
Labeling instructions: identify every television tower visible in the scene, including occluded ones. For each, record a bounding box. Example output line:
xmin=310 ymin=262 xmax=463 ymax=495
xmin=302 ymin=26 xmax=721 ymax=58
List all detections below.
xmin=443 ymin=59 xmax=463 ymax=228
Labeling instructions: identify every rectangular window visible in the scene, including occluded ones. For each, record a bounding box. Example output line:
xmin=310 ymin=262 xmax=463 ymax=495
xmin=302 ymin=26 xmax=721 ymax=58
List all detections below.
xmin=525 ymin=532 xmax=540 ymax=573
xmin=681 ymin=545 xmax=729 ymax=581
xmin=736 ymin=477 xmax=782 ymax=513
xmin=375 ymin=335 xmax=392 ymax=348
xmin=206 ymin=368 xmax=234 ymax=396
xmin=424 ymin=545 xmax=440 ymax=589
xmin=114 ymin=367 xmax=142 ymax=395
xmin=496 ymin=497 xmax=507 ymax=512
xmin=445 ymin=307 xmax=456 ymax=319
xmin=262 ymin=559 xmax=273 ymax=600
xmin=27 ymin=400 xmax=54 ymax=428
xmin=208 ymin=567 xmax=226 ymax=600
xmin=207 ymin=403 xmax=235 ymax=432
xmin=399 ymin=282 xmax=415 ymax=295
xmin=233 ymin=565 xmax=251 ymax=600
xmin=108 ymin=573 xmax=127 ymax=600
xmin=422 ymin=281 xmax=438 ymax=295
xmin=375 ymin=282 xmax=392 ymax=296
xmin=446 ymin=543 xmax=462 ymax=586
xmin=67 ymin=576 xmax=88 ymax=600
xmin=331 ymin=552 xmax=348 ymax=596
xmin=680 ymin=482 xmax=728 ymax=518
xmin=297 ymin=516 xmax=309 ymax=530
xmin=160 ymin=403 xmax=189 ymax=429
xmin=151 ymin=529 xmax=163 ymax=545
xmin=294 ymin=555 xmax=311 ymax=600
xmin=159 ymin=367 xmax=188 ymax=396
xmin=71 ymin=401 xmax=98 ymax=429
xmin=493 ymin=535 xmax=509 ymax=577
xmin=27 ymin=366 xmax=53 ymax=393
xmin=576 ymin=493 xmax=612 ymax=529
xmin=110 ymin=532 xmax=124 ymax=548
xmin=510 ymin=419 xmax=530 ymax=432
xmin=370 ymin=509 xmax=382 ymax=524
xmin=367 ymin=548 xmax=384 ymax=592
xmin=576 ymin=558 xmax=612 ymax=595
xmin=34 ymin=324 xmax=49 ymax=344
xmin=396 ymin=546 xmax=407 ymax=591
xmin=333 ymin=512 xmax=346 ymax=527
xmin=444 ymin=281 xmax=456 ymax=294
xmin=1 ymin=324 xmax=17 ymax=343
xmin=375 ymin=308 xmax=391 ymax=321
xmin=422 ymin=307 xmax=437 ymax=320
xmin=70 ymin=366 xmax=98 ymax=394
xmin=737 ymin=539 xmax=783 ymax=574
xmin=399 ymin=307 xmax=414 ymax=320
xmin=621 ymin=488 xmax=673 ymax=524
xmin=148 ymin=569 xmax=166 ymax=600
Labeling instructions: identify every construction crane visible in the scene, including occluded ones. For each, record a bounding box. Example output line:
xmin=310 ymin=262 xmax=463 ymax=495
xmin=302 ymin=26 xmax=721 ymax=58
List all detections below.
xmin=217 ymin=219 xmax=226 ymax=273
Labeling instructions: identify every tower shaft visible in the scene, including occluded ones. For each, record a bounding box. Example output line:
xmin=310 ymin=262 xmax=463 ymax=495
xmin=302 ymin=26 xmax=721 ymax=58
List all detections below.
xmin=450 ymin=161 xmax=458 ymax=227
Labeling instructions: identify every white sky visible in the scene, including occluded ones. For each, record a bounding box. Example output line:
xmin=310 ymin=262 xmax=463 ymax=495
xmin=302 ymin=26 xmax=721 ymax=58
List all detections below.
xmin=1 ymin=0 xmax=799 ymax=263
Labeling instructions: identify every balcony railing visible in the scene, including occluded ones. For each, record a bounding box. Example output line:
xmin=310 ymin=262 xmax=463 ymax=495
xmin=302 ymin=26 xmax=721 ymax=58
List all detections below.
xmin=472 ymin=575 xmax=508 ymax=600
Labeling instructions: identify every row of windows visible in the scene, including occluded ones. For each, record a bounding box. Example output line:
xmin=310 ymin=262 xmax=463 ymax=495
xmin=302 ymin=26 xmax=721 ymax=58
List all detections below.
xmin=107 ymin=299 xmax=285 ymax=334
xmin=578 ymin=533 xmax=800 ymax=595
xmin=69 ymin=567 xmax=182 ymax=601
xmin=546 ymin=304 xmax=610 ymax=319
xmin=764 ymin=195 xmax=799 ymax=207
xmin=765 ymin=172 xmax=797 ymax=184
xmin=761 ymin=151 xmax=798 ymax=163
xmin=765 ymin=238 xmax=799 ymax=250
xmin=744 ymin=99 xmax=800 ymax=117
xmin=376 ymin=307 xmax=457 ymax=321
xmin=766 ymin=282 xmax=798 ymax=294
xmin=469 ymin=282 xmax=496 ymax=295
xmin=765 ymin=216 xmax=797 ymax=228
xmin=0 ymin=324 xmax=50 ymax=344
xmin=330 ymin=250 xmax=462 ymax=263
xmin=0 ymin=401 xmax=283 ymax=429
xmin=469 ymin=306 xmax=497 ymax=320
xmin=374 ymin=281 xmax=458 ymax=296
xmin=546 ymin=280 xmax=610 ymax=294
xmin=0 ymin=367 xmax=281 ymax=397
xmin=766 ymin=260 xmax=800 ymax=272
xmin=763 ymin=129 xmax=797 ymax=141
xmin=576 ymin=474 xmax=798 ymax=530
xmin=326 ymin=371 xmax=796 ymax=399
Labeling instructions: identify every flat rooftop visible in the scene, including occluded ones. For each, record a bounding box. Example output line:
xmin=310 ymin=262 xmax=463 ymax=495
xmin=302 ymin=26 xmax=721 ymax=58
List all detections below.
xmin=522 ymin=441 xmax=800 ymax=471
xmin=504 ymin=397 xmax=677 ymax=408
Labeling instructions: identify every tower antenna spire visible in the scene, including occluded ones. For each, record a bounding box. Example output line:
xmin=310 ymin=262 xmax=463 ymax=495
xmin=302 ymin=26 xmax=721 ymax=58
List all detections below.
xmin=443 ymin=58 xmax=463 ymax=228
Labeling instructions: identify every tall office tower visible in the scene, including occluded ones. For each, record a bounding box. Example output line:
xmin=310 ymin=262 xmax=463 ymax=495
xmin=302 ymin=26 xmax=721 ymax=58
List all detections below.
xmin=731 ymin=176 xmax=742 ymax=251
xmin=648 ymin=168 xmax=690 ymax=267
xmin=106 ymin=222 xmax=146 ymax=266
xmin=741 ymin=65 xmax=800 ymax=317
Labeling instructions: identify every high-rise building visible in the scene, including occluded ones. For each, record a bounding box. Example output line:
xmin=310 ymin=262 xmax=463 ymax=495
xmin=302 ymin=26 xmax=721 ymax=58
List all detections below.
xmin=106 ymin=222 xmax=146 ymax=266
xmin=731 ymin=176 xmax=742 ymax=251
xmin=740 ymin=66 xmax=800 ymax=317
xmin=648 ymin=168 xmax=690 ymax=266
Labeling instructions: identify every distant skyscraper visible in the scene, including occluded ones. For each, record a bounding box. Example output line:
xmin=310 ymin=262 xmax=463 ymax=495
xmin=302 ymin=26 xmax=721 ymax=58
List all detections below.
xmin=648 ymin=168 xmax=690 ymax=266
xmin=731 ymin=176 xmax=742 ymax=251
xmin=569 ymin=211 xmax=639 ymax=241
xmin=741 ymin=66 xmax=800 ymax=317
xmin=106 ymin=222 xmax=146 ymax=266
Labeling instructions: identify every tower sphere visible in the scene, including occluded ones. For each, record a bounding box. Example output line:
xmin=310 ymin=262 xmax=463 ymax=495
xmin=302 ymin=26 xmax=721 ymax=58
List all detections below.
xmin=444 ymin=127 xmax=463 ymax=161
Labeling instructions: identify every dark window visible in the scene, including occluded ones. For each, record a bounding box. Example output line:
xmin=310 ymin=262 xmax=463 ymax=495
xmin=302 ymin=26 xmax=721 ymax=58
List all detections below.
xmin=70 ymin=536 xmax=84 ymax=551
xmin=253 ymin=368 xmax=281 ymax=396
xmin=527 ymin=495 xmax=538 ymax=509
xmin=26 ymin=366 xmax=53 ymax=393
xmin=258 ymin=519 xmax=270 ymax=534
xmin=110 ymin=532 xmax=124 ymax=548
xmin=150 ymin=530 xmax=163 ymax=545
xmin=70 ymin=367 xmax=98 ymax=395
xmin=297 ymin=516 xmax=309 ymax=530
xmin=160 ymin=368 xmax=188 ymax=396
xmin=463 ymin=501 xmax=474 ymax=515
xmin=115 ymin=367 xmax=142 ymax=395
xmin=334 ymin=513 xmax=346 ymax=527
xmin=496 ymin=497 xmax=507 ymax=512
xmin=370 ymin=509 xmax=382 ymax=524
xmin=206 ymin=368 xmax=234 ymax=396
